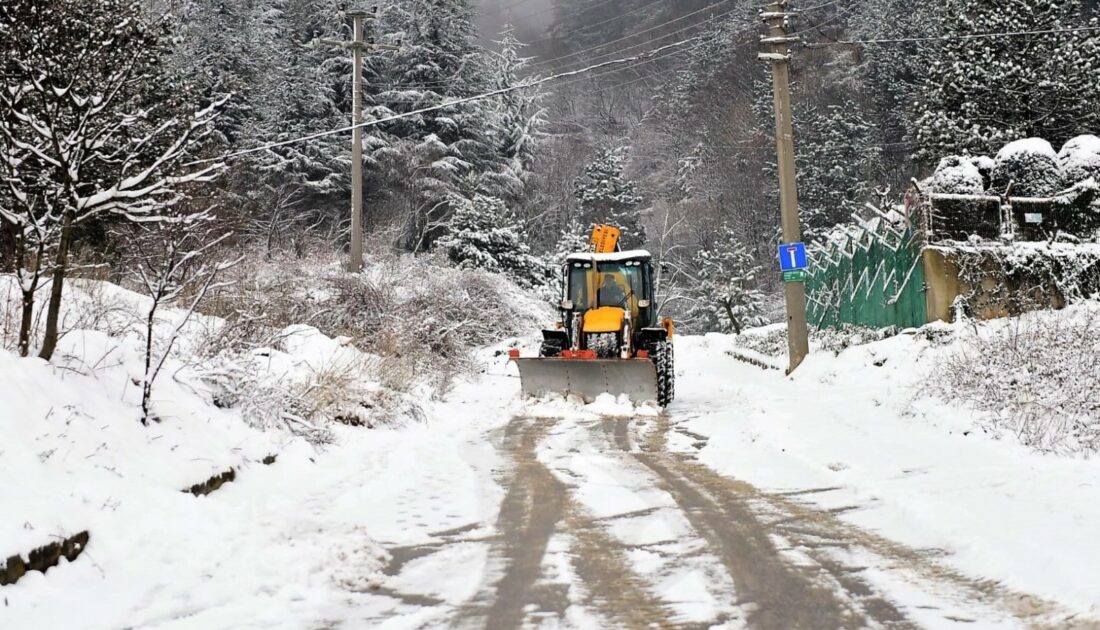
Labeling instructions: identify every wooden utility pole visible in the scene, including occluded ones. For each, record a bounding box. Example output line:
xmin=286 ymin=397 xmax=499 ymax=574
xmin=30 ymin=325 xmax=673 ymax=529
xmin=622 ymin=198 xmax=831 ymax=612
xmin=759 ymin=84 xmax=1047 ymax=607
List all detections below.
xmin=322 ymin=8 xmax=397 ymax=273
xmin=761 ymin=0 xmax=810 ymax=373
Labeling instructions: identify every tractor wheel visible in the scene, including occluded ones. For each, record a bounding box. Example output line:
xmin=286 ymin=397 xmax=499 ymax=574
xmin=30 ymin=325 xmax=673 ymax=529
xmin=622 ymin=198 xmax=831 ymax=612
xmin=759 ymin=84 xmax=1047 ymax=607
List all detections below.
xmin=652 ymin=341 xmax=675 ymax=407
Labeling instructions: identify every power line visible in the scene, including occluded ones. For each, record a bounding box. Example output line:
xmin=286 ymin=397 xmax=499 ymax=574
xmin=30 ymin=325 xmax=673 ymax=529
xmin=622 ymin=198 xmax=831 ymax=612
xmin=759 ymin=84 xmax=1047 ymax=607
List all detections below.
xmin=536 ymin=3 xmax=742 ymax=79
xmin=532 ymin=0 xmax=735 ymax=68
xmin=186 ymin=38 xmax=701 ymax=166
xmin=524 ymin=0 xmax=697 ymax=47
xmin=807 ymin=24 xmax=1100 ymax=47
xmin=553 ymin=18 xmax=760 ymax=93
xmin=489 ymin=0 xmax=619 ymax=22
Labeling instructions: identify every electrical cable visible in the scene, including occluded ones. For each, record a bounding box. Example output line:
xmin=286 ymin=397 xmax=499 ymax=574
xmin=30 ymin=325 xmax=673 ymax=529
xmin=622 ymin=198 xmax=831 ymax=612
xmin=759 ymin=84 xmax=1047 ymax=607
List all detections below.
xmin=185 ymin=37 xmax=702 ymax=166
xmin=531 ymin=0 xmax=736 ymax=68
xmin=807 ymin=24 xmax=1100 ymax=46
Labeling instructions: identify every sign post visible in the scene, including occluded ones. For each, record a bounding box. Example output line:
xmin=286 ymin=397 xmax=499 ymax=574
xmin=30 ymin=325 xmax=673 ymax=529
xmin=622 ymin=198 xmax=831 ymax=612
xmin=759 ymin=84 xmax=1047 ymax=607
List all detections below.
xmin=778 ymin=242 xmax=808 ymax=284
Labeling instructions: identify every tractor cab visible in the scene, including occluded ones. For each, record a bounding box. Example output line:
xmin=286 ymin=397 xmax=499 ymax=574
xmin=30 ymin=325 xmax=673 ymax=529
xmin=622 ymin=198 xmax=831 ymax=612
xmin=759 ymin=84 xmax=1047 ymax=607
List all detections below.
xmin=558 ymin=251 xmax=659 ymax=357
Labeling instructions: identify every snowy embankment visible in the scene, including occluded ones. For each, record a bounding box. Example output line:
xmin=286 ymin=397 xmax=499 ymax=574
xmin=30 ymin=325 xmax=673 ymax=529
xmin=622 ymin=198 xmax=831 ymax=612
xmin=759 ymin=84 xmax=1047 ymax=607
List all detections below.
xmin=0 ymin=275 xmax=525 ymax=628
xmin=4 ymin=270 xmax=1100 ymax=626
xmin=674 ymin=308 xmax=1100 ymax=617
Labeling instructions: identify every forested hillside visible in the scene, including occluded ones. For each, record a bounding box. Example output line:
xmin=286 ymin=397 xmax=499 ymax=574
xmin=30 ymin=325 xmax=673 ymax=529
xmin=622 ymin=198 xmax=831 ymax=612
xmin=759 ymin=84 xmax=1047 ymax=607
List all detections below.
xmin=5 ymin=0 xmax=1100 ymax=336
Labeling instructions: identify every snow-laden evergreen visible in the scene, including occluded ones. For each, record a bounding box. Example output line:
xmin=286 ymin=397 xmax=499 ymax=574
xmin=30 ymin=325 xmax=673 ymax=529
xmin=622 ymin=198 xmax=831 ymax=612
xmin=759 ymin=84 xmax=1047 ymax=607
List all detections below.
xmin=437 ymin=194 xmax=546 ymax=287
xmin=931 ymin=156 xmax=989 ymax=195
xmin=685 ymin=225 xmax=766 ymax=335
xmin=915 ymin=0 xmax=1100 ymax=161
xmin=992 ymin=138 xmax=1064 ymax=197
xmin=1058 ymin=134 xmax=1100 ymax=185
xmin=573 ymin=146 xmax=646 ymax=248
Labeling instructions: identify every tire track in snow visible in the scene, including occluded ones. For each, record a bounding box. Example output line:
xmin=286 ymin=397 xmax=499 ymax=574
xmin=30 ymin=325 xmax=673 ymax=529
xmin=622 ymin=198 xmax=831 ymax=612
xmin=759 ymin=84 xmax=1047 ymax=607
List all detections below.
xmin=607 ymin=415 xmax=895 ymax=630
xmin=458 ymin=415 xmax=673 ymax=629
xmin=622 ymin=413 xmax=1082 ymax=629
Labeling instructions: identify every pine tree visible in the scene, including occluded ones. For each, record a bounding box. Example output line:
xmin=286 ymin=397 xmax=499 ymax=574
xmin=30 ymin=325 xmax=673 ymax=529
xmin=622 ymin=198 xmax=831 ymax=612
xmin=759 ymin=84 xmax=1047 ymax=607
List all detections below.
xmin=686 ymin=225 xmax=765 ymax=334
xmin=797 ymin=102 xmax=883 ymax=241
xmin=253 ymin=0 xmax=350 ymax=199
xmin=371 ymin=0 xmax=502 ymax=250
xmin=914 ymin=0 xmax=1100 ymax=161
xmin=548 ymin=216 xmax=592 ymax=267
xmin=476 ymin=30 xmax=546 ymax=203
xmin=574 ymin=147 xmax=646 ymax=248
xmin=437 ymin=194 xmax=546 ymax=286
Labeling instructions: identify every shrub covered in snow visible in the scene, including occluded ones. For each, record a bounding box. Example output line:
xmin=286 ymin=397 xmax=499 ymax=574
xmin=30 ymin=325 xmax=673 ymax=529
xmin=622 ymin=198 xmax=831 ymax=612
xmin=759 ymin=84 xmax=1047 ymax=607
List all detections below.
xmin=1058 ymin=134 xmax=1100 ymax=186
xmin=991 ymin=138 xmax=1064 ymax=197
xmin=935 ymin=307 xmax=1100 ymax=455
xmin=930 ymin=156 xmax=987 ymax=195
xmin=203 ymin=247 xmax=550 ymax=395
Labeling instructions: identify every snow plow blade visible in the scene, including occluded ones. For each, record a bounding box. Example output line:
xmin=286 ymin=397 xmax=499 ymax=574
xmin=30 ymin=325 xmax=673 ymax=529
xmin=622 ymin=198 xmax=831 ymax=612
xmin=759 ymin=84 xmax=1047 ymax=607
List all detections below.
xmin=514 ymin=357 xmax=658 ymax=403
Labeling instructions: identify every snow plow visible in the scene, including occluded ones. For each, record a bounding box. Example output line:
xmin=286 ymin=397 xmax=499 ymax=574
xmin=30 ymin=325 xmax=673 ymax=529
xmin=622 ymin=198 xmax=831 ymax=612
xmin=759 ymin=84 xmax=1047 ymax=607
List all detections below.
xmin=511 ymin=225 xmax=676 ymax=406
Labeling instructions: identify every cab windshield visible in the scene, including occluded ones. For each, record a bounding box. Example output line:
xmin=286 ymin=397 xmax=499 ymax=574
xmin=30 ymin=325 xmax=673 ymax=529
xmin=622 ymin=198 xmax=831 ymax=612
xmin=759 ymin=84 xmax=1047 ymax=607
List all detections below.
xmin=567 ymin=260 xmax=646 ymax=311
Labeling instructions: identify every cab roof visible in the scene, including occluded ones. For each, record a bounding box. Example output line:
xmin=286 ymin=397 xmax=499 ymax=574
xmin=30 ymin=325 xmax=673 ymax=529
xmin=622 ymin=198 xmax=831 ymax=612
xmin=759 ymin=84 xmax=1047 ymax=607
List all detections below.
xmin=565 ymin=249 xmax=652 ymax=263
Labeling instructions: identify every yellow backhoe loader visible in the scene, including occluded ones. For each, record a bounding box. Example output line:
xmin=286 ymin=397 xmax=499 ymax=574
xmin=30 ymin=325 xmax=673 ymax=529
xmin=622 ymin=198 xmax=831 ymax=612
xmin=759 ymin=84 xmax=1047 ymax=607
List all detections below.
xmin=511 ymin=225 xmax=676 ymax=406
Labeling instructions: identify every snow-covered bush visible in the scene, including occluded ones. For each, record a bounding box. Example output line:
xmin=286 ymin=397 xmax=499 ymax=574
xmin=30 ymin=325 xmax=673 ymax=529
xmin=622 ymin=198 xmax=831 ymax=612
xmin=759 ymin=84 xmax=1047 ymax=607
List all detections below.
xmin=1058 ymin=134 xmax=1100 ymax=186
xmin=935 ymin=307 xmax=1100 ymax=455
xmin=991 ymin=138 xmax=1064 ymax=197
xmin=436 ymin=194 xmax=547 ymax=288
xmin=930 ymin=156 xmax=986 ymax=195
xmin=204 ymin=247 xmax=548 ymax=395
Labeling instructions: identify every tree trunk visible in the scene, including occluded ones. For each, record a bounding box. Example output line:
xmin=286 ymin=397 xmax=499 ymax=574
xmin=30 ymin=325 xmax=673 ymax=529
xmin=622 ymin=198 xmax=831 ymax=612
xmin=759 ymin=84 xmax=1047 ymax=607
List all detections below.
xmin=38 ymin=210 xmax=75 ymax=361
xmin=141 ymin=301 xmax=157 ymax=425
xmin=0 ymin=222 xmax=16 ymax=273
xmin=18 ymin=286 xmax=35 ymax=358
xmin=722 ymin=300 xmax=742 ymax=335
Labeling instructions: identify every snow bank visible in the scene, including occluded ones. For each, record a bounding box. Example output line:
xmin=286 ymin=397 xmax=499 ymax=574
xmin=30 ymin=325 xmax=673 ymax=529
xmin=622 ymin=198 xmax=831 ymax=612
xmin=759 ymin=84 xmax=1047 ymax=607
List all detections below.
xmin=0 ymin=277 xmax=410 ymax=626
xmin=680 ymin=311 xmax=1100 ymax=615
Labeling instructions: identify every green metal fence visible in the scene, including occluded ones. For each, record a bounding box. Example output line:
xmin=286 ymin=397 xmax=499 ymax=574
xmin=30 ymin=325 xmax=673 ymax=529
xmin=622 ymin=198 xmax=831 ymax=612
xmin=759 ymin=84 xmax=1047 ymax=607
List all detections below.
xmin=805 ymin=215 xmax=927 ymax=330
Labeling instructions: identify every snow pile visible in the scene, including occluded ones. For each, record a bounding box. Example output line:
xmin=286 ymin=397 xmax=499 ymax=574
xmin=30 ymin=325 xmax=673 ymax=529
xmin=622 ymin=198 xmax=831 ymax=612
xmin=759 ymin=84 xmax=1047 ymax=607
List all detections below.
xmin=991 ymin=138 xmax=1064 ymax=197
xmin=934 ymin=305 xmax=1100 ymax=454
xmin=674 ymin=316 xmax=1100 ymax=616
xmin=1058 ymin=134 xmax=1100 ymax=184
xmin=930 ymin=155 xmax=987 ymax=195
xmin=0 ymin=277 xmax=406 ymax=627
xmin=522 ymin=393 xmax=660 ymax=419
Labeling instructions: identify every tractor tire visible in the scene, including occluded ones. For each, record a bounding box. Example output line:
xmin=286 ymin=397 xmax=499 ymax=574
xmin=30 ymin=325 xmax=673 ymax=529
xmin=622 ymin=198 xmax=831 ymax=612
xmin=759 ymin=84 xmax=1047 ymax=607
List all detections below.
xmin=652 ymin=341 xmax=675 ymax=407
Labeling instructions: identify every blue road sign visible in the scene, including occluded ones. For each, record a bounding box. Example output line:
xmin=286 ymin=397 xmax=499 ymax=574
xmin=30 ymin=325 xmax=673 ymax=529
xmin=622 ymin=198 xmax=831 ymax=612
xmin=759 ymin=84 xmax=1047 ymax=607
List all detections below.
xmin=778 ymin=242 xmax=808 ymax=272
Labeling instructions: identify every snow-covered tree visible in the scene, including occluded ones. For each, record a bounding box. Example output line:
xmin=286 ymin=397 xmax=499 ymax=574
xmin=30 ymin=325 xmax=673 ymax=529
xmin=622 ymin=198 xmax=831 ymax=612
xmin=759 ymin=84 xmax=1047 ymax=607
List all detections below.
xmin=991 ymin=138 xmax=1064 ymax=197
xmin=1058 ymin=134 xmax=1100 ymax=185
xmin=366 ymin=0 xmax=508 ymax=251
xmin=574 ymin=146 xmax=646 ymax=248
xmin=796 ymin=102 xmax=883 ymax=241
xmin=251 ymin=0 xmax=350 ymax=199
xmin=475 ymin=29 xmax=547 ymax=202
xmin=914 ymin=0 xmax=1100 ymax=161
xmin=546 ymin=216 xmax=592 ymax=268
xmin=0 ymin=0 xmax=222 ymax=360
xmin=930 ymin=155 xmax=991 ymax=195
xmin=685 ymin=225 xmax=765 ymax=334
xmin=437 ymin=194 xmax=546 ymax=287
xmin=120 ymin=209 xmax=235 ymax=425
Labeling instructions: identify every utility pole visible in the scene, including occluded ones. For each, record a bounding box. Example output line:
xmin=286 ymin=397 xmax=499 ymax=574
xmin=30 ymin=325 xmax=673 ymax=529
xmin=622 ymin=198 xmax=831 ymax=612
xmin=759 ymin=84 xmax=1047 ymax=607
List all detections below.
xmin=760 ymin=0 xmax=810 ymax=373
xmin=321 ymin=7 xmax=397 ymax=273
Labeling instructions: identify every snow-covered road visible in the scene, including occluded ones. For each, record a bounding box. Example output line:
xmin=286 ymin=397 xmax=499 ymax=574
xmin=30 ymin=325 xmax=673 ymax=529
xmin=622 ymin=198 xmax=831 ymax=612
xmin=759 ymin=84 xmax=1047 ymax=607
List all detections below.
xmin=339 ymin=334 xmax=1100 ymax=629
xmin=7 ymin=327 xmax=1100 ymax=629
